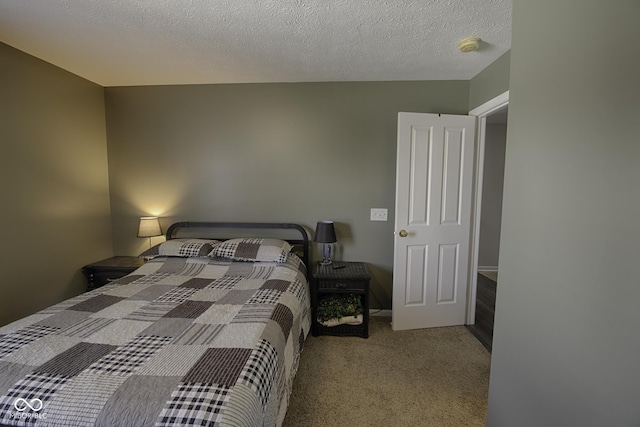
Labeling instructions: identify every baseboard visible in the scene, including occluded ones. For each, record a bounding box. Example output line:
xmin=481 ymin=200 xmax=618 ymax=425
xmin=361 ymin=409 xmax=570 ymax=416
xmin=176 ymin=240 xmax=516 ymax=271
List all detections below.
xmin=370 ymin=309 xmax=392 ymax=317
xmin=478 ymin=266 xmax=498 ymax=272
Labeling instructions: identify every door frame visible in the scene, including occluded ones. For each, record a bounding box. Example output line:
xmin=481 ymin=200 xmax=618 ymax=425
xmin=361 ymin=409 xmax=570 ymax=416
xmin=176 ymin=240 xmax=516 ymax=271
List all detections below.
xmin=466 ymin=90 xmax=509 ymax=323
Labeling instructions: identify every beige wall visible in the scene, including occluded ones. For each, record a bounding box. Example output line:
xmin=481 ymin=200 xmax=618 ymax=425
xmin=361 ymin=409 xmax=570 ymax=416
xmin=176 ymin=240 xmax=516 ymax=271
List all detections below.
xmin=478 ymin=123 xmax=506 ymax=268
xmin=488 ymin=1 xmax=640 ymax=425
xmin=469 ymin=50 xmax=511 ymax=111
xmin=105 ymin=81 xmax=470 ymax=309
xmin=0 ymin=43 xmax=112 ymax=326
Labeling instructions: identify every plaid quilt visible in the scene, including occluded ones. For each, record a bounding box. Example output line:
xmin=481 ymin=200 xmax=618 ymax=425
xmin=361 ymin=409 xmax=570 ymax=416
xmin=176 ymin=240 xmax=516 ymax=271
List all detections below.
xmin=0 ymin=255 xmax=310 ymax=427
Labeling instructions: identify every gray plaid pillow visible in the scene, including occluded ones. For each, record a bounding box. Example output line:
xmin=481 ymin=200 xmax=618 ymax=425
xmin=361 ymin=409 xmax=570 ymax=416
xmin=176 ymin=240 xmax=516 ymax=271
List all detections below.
xmin=139 ymin=239 xmax=219 ymax=259
xmin=209 ymin=238 xmax=291 ymax=263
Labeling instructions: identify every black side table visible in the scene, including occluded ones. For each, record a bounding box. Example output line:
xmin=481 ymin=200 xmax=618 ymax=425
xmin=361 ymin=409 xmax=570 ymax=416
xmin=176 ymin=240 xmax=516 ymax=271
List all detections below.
xmin=82 ymin=256 xmax=145 ymax=291
xmin=312 ymin=261 xmax=370 ymax=338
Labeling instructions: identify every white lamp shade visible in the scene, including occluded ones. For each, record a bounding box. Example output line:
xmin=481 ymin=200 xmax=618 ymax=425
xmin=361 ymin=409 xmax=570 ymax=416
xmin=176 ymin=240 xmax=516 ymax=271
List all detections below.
xmin=137 ymin=217 xmax=162 ymax=238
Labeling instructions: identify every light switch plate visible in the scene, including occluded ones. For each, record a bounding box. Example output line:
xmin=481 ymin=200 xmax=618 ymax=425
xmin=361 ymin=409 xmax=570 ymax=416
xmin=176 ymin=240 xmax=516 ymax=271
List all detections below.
xmin=370 ymin=208 xmax=388 ymax=221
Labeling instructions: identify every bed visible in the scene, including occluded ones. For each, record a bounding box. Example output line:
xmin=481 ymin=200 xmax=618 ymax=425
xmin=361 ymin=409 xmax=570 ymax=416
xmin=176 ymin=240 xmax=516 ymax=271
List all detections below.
xmin=0 ymin=222 xmax=311 ymax=427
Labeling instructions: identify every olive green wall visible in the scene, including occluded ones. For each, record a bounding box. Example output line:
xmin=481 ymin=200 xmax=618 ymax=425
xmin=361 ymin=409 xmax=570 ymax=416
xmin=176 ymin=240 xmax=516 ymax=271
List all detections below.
xmin=487 ymin=1 xmax=640 ymax=425
xmin=478 ymin=123 xmax=506 ymax=268
xmin=469 ymin=50 xmax=510 ymax=111
xmin=105 ymin=81 xmax=470 ymax=309
xmin=0 ymin=43 xmax=112 ymax=326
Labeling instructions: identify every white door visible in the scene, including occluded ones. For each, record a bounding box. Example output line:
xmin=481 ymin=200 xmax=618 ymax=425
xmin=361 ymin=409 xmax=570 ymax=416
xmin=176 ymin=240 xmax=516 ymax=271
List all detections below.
xmin=392 ymin=113 xmax=476 ymax=331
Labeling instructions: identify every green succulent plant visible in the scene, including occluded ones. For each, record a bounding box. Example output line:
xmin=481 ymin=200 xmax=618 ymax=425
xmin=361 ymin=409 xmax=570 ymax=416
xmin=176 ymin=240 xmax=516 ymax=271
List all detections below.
xmin=317 ymin=294 xmax=363 ymax=322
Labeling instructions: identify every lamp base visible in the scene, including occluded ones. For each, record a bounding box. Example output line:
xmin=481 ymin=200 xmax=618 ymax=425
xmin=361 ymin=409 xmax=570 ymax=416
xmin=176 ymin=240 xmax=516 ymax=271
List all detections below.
xmin=318 ymin=259 xmax=333 ymax=266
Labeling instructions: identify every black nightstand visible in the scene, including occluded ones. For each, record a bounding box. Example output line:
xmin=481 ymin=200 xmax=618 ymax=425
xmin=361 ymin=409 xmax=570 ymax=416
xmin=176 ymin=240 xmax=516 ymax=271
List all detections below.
xmin=82 ymin=256 xmax=145 ymax=291
xmin=312 ymin=261 xmax=370 ymax=338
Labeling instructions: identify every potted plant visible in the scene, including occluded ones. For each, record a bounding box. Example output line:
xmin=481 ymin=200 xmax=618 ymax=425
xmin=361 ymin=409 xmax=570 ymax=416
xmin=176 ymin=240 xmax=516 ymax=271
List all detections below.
xmin=317 ymin=294 xmax=364 ymax=327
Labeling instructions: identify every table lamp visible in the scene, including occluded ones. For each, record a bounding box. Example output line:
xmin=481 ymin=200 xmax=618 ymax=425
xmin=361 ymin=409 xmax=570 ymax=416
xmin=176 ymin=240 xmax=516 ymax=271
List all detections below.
xmin=314 ymin=221 xmax=337 ymax=265
xmin=137 ymin=216 xmax=162 ymax=248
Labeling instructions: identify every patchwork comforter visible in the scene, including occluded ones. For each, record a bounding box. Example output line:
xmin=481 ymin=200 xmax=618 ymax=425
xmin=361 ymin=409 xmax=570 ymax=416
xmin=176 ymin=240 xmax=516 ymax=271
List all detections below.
xmin=0 ymin=254 xmax=310 ymax=426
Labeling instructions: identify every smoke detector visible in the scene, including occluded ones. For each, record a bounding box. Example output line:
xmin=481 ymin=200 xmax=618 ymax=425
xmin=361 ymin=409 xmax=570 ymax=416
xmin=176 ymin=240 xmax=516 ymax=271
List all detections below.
xmin=458 ymin=37 xmax=481 ymax=52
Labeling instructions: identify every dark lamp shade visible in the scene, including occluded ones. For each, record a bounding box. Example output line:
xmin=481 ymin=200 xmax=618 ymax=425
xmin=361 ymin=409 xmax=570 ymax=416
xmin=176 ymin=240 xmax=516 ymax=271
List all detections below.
xmin=137 ymin=217 xmax=162 ymax=238
xmin=314 ymin=221 xmax=337 ymax=243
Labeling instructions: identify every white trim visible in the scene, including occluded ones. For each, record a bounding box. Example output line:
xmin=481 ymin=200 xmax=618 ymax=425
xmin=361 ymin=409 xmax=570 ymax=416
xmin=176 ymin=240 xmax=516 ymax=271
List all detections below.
xmin=478 ymin=266 xmax=499 ymax=272
xmin=469 ymin=91 xmax=510 ymax=117
xmin=467 ymin=90 xmax=509 ymax=325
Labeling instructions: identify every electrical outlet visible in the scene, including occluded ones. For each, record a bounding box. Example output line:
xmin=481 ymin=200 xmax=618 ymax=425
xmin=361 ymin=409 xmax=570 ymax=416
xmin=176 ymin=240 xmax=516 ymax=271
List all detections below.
xmin=370 ymin=208 xmax=388 ymax=221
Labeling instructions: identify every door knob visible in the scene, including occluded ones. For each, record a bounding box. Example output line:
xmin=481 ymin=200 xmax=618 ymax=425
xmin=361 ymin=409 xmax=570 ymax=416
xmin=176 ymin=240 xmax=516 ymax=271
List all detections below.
xmin=398 ymin=229 xmax=408 ymax=238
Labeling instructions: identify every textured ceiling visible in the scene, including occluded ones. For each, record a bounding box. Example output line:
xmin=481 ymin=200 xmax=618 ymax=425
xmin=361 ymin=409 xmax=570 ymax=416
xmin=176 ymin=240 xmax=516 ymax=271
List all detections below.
xmin=0 ymin=0 xmax=512 ymax=87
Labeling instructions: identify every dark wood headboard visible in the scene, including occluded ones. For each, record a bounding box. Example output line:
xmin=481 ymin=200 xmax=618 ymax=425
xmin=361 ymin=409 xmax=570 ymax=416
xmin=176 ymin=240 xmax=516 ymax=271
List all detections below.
xmin=165 ymin=222 xmax=310 ymax=272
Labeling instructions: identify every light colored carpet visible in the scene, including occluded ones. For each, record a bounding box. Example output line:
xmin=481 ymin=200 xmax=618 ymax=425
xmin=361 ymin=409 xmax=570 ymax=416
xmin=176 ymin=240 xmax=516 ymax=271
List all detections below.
xmin=283 ymin=316 xmax=491 ymax=427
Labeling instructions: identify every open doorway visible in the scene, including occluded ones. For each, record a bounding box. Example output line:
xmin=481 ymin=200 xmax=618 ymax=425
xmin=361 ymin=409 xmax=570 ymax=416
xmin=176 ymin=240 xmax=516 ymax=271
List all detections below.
xmin=467 ymin=92 xmax=509 ymax=352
